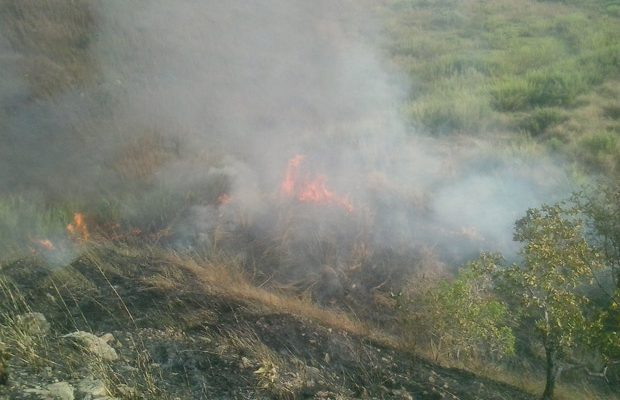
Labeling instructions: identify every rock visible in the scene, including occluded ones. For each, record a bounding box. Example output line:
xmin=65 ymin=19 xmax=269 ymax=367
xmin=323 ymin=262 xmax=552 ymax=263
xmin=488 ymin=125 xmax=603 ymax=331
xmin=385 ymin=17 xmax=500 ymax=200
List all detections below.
xmin=305 ymin=366 xmax=322 ymax=380
xmin=99 ymin=333 xmax=115 ymax=344
xmin=77 ymin=377 xmax=108 ymax=398
xmin=16 ymin=312 xmax=50 ymax=335
xmin=116 ymin=384 xmax=138 ymax=398
xmin=47 ymin=382 xmax=75 ymax=400
xmin=392 ymin=388 xmax=414 ymax=400
xmin=240 ymin=356 xmax=254 ymax=369
xmin=62 ymin=331 xmax=119 ymax=361
xmin=24 ymin=388 xmax=51 ymax=398
xmin=314 ymin=390 xmax=339 ymax=399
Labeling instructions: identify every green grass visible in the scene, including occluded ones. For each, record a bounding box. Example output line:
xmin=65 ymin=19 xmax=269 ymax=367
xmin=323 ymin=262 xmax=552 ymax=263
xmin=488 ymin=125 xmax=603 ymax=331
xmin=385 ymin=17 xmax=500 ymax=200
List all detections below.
xmin=0 ymin=196 xmax=76 ymax=261
xmin=381 ymin=0 xmax=620 ymax=177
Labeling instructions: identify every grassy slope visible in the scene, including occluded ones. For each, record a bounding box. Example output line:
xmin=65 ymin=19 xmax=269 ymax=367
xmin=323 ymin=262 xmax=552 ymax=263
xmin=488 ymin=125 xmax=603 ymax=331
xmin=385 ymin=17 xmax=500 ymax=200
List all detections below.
xmin=380 ymin=0 xmax=620 ymax=177
xmin=0 ymin=244 xmax=536 ymax=399
xmin=0 ymin=0 xmax=619 ymax=399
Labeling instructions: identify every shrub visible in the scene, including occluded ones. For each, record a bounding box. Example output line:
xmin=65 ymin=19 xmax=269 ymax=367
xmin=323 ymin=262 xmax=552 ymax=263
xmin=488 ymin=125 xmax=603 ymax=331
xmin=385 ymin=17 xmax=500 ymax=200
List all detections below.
xmin=492 ymin=67 xmax=586 ymax=111
xmin=401 ymin=254 xmax=515 ymax=362
xmin=490 ymin=77 xmax=534 ymax=112
xmin=581 ymin=132 xmax=618 ymax=155
xmin=409 ymin=76 xmax=493 ymax=134
xmin=576 ymin=131 xmax=619 ymax=172
xmin=516 ymin=108 xmax=567 ymax=136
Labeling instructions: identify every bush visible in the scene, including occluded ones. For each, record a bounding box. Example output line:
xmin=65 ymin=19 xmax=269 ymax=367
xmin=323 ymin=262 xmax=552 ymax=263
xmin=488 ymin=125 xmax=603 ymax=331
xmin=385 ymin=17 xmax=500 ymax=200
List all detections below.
xmin=401 ymin=254 xmax=515 ymax=362
xmin=581 ymin=132 xmax=618 ymax=155
xmin=576 ymin=131 xmax=619 ymax=172
xmin=494 ymin=67 xmax=588 ymax=111
xmin=516 ymin=108 xmax=567 ymax=136
xmin=409 ymin=74 xmax=493 ymax=134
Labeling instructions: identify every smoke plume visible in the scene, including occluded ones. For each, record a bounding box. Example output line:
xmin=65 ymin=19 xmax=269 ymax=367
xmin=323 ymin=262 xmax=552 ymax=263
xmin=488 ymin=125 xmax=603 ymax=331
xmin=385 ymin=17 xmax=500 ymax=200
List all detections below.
xmin=0 ymin=0 xmax=572 ymax=269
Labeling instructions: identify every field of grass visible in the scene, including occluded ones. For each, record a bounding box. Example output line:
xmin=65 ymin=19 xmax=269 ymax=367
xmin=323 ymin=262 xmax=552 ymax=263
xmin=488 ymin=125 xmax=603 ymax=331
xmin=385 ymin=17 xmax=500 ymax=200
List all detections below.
xmin=380 ymin=0 xmax=620 ymax=177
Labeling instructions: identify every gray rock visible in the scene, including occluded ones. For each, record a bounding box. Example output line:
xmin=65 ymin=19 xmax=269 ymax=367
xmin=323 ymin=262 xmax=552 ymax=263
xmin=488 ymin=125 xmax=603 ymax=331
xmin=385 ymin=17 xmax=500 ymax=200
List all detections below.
xmin=116 ymin=384 xmax=138 ymax=398
xmin=77 ymin=377 xmax=108 ymax=398
xmin=99 ymin=333 xmax=115 ymax=344
xmin=23 ymin=388 xmax=50 ymax=398
xmin=48 ymin=382 xmax=75 ymax=400
xmin=62 ymin=332 xmax=119 ymax=361
xmin=16 ymin=312 xmax=50 ymax=335
xmin=392 ymin=388 xmax=414 ymax=400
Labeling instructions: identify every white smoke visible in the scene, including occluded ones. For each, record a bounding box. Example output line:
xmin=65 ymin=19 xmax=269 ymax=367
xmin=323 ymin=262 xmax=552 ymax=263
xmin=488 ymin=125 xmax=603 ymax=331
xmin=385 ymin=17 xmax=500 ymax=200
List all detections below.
xmin=0 ymin=0 xmax=573 ymax=268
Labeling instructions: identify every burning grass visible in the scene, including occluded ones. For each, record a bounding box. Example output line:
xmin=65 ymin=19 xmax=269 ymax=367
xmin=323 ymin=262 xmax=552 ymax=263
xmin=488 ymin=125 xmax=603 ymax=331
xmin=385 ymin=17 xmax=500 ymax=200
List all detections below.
xmin=280 ymin=155 xmax=354 ymax=213
xmin=0 ymin=0 xmax=618 ymax=397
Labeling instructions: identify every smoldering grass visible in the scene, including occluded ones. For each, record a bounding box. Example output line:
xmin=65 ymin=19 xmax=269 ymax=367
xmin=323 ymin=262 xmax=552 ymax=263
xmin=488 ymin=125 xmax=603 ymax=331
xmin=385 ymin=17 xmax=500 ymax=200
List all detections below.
xmin=0 ymin=195 xmax=79 ymax=263
xmin=166 ymin=251 xmax=398 ymax=349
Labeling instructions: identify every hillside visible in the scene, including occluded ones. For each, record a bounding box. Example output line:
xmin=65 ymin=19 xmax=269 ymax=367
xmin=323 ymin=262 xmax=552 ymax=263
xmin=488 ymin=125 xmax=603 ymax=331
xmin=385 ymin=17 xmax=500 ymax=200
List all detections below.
xmin=0 ymin=245 xmax=535 ymax=400
xmin=0 ymin=1 xmax=619 ymax=399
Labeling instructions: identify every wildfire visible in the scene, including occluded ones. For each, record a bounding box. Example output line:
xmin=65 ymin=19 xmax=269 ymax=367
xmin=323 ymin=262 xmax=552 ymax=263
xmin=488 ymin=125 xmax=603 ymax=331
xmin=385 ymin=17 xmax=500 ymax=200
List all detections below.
xmin=280 ymin=154 xmax=305 ymax=197
xmin=66 ymin=212 xmax=90 ymax=241
xmin=280 ymin=155 xmax=353 ymax=213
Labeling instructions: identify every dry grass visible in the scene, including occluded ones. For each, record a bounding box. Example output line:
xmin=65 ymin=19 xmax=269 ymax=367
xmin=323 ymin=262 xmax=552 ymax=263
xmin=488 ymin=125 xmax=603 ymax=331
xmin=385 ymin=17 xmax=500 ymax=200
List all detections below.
xmin=0 ymin=248 xmax=172 ymax=398
xmin=487 ymin=369 xmax=619 ymax=400
xmin=162 ymin=251 xmax=400 ymax=349
xmin=112 ymin=131 xmax=179 ymax=183
xmin=220 ymin=330 xmax=309 ymax=398
xmin=421 ymin=351 xmax=620 ymax=400
xmin=0 ymin=0 xmax=95 ymax=98
xmin=0 ymin=277 xmax=58 ymax=378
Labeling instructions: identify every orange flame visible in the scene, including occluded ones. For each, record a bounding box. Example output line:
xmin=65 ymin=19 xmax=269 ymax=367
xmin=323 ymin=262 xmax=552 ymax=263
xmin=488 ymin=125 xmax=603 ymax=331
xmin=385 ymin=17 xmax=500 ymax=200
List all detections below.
xmin=280 ymin=155 xmax=353 ymax=213
xmin=67 ymin=212 xmax=89 ymax=241
xmin=298 ymin=176 xmax=354 ymax=213
xmin=280 ymin=154 xmax=305 ymax=197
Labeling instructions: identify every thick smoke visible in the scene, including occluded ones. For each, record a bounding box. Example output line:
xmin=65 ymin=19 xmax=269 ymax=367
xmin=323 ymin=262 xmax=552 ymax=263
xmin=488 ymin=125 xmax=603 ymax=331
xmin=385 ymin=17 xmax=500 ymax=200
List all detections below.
xmin=0 ymin=0 xmax=571 ymax=269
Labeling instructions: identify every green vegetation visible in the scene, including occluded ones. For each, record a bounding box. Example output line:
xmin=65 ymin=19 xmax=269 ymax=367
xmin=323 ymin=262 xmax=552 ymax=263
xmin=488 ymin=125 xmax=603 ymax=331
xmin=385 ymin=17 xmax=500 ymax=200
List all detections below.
xmin=407 ymin=193 xmax=620 ymax=399
xmin=506 ymin=204 xmax=606 ymax=400
xmin=0 ymin=196 xmax=75 ymax=260
xmin=381 ymin=0 xmax=620 ymax=177
xmin=402 ymin=253 xmax=515 ymax=362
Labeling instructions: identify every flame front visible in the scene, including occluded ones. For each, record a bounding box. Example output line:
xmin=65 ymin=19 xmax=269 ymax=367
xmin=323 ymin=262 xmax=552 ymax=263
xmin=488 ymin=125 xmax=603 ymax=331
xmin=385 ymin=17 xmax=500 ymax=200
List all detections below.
xmin=67 ymin=212 xmax=89 ymax=241
xmin=280 ymin=155 xmax=353 ymax=213
xmin=280 ymin=154 xmax=305 ymax=197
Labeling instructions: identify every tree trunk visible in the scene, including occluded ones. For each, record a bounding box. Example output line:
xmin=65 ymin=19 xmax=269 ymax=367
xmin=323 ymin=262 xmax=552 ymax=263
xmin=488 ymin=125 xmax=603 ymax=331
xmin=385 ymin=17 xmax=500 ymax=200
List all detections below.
xmin=542 ymin=343 xmax=559 ymax=400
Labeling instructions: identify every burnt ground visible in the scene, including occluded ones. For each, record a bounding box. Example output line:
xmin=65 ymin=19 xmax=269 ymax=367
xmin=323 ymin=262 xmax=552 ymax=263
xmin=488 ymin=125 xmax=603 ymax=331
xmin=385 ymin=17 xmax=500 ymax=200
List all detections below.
xmin=0 ymin=245 xmax=535 ymax=399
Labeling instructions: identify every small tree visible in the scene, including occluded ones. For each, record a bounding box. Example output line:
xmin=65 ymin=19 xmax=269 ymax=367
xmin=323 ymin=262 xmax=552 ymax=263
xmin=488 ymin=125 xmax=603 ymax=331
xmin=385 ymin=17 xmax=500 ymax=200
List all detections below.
xmin=574 ymin=184 xmax=620 ymax=297
xmin=405 ymin=253 xmax=515 ymax=362
xmin=574 ymin=183 xmax=620 ymax=382
xmin=504 ymin=204 xmax=605 ymax=400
